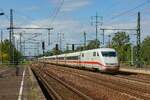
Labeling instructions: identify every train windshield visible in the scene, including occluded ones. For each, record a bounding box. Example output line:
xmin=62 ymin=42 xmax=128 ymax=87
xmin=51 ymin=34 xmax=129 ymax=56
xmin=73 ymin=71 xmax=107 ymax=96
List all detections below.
xmin=101 ymin=51 xmax=116 ymax=57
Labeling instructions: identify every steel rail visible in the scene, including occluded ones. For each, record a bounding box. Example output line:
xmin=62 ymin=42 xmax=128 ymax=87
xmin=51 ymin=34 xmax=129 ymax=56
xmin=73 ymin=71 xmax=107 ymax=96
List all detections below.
xmin=45 ymin=70 xmax=93 ymax=100
xmin=32 ymin=68 xmax=62 ymax=100
xmin=114 ymin=75 xmax=150 ymax=85
xmin=33 ymin=66 xmax=93 ymax=100
xmin=48 ymin=65 xmax=150 ymax=100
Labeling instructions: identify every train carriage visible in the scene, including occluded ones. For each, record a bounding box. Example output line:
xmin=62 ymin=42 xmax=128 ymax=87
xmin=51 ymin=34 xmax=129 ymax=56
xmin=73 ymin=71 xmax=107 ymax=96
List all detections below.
xmin=40 ymin=48 xmax=120 ymax=72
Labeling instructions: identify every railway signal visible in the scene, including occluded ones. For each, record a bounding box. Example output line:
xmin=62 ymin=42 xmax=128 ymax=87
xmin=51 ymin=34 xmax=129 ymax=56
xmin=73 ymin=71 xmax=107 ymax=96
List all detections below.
xmin=42 ymin=41 xmax=45 ymax=55
xmin=72 ymin=44 xmax=75 ymax=51
xmin=83 ymin=32 xmax=87 ymax=50
xmin=56 ymin=44 xmax=59 ymax=51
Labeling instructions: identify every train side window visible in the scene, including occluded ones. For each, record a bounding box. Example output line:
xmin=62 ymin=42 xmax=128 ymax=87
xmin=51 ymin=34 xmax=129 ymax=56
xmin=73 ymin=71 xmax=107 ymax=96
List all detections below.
xmin=97 ymin=52 xmax=99 ymax=56
xmin=66 ymin=56 xmax=79 ymax=60
xmin=93 ymin=52 xmax=96 ymax=56
xmin=82 ymin=53 xmax=84 ymax=57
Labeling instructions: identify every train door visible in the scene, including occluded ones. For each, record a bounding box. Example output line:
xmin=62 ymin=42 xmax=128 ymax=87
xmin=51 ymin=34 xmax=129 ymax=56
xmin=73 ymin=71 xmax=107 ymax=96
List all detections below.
xmin=64 ymin=54 xmax=67 ymax=65
xmin=80 ymin=52 xmax=84 ymax=67
xmin=85 ymin=51 xmax=91 ymax=68
xmin=78 ymin=54 xmax=81 ymax=67
xmin=91 ymin=51 xmax=97 ymax=68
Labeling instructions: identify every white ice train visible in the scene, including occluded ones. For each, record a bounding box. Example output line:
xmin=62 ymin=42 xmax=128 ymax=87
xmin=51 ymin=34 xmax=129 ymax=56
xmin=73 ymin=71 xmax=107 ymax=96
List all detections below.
xmin=41 ymin=48 xmax=120 ymax=72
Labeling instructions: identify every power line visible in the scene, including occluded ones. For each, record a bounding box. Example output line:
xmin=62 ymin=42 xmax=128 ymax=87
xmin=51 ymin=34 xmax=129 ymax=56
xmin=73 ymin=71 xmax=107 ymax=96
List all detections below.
xmin=13 ymin=10 xmax=36 ymax=27
xmin=103 ymin=0 xmax=150 ymax=30
xmin=13 ymin=10 xmax=54 ymax=46
xmin=111 ymin=0 xmax=150 ymax=20
xmin=50 ymin=0 xmax=64 ymax=25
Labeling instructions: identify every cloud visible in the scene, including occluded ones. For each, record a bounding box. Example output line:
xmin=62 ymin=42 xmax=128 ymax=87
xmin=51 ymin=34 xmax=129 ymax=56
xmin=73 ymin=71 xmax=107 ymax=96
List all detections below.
xmin=26 ymin=18 xmax=93 ymax=33
xmin=48 ymin=0 xmax=60 ymax=4
xmin=48 ymin=0 xmax=91 ymax=12
xmin=13 ymin=34 xmax=20 ymax=40
xmin=1 ymin=15 xmax=149 ymax=43
xmin=60 ymin=0 xmax=90 ymax=12
xmin=102 ymin=19 xmax=150 ymax=41
xmin=23 ymin=6 xmax=40 ymax=11
xmin=0 ymin=20 xmax=9 ymax=28
xmin=1 ymin=13 xmax=150 ymax=56
xmin=9 ymin=18 xmax=93 ymax=46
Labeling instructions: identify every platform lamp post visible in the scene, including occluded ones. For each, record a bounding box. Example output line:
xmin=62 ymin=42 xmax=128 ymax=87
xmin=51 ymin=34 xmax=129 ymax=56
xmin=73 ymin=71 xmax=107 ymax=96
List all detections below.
xmin=0 ymin=12 xmax=4 ymax=64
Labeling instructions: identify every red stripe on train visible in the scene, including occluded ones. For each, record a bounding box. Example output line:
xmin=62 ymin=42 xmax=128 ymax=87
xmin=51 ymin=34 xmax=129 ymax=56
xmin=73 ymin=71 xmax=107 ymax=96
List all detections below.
xmin=57 ymin=60 xmax=105 ymax=67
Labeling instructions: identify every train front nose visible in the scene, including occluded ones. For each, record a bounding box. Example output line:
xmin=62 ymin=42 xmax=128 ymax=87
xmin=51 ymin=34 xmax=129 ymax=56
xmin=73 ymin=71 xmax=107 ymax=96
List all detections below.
xmin=105 ymin=66 xmax=119 ymax=72
xmin=103 ymin=56 xmax=119 ymax=72
xmin=104 ymin=62 xmax=120 ymax=72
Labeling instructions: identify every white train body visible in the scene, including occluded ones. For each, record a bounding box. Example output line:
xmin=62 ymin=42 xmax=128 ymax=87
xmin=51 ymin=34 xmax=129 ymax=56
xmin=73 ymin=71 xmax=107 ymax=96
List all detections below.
xmin=42 ymin=48 xmax=120 ymax=72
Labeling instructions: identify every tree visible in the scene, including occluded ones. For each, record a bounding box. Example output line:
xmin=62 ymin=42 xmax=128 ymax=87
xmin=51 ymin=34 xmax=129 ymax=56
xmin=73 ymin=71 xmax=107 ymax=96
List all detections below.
xmin=0 ymin=40 xmax=10 ymax=63
xmin=48 ymin=47 xmax=62 ymax=55
xmin=86 ymin=39 xmax=100 ymax=49
xmin=44 ymin=50 xmax=53 ymax=56
xmin=110 ymin=32 xmax=131 ymax=63
xmin=76 ymin=46 xmax=84 ymax=51
xmin=141 ymin=36 xmax=150 ymax=65
xmin=0 ymin=39 xmax=22 ymax=64
xmin=74 ymin=39 xmax=100 ymax=51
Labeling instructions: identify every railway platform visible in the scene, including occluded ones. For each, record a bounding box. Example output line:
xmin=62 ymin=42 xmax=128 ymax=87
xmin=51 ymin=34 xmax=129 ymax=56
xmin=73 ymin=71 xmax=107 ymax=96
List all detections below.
xmin=0 ymin=65 xmax=45 ymax=100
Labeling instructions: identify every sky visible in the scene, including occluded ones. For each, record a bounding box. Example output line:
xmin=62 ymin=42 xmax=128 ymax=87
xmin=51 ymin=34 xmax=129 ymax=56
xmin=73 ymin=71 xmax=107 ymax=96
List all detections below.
xmin=0 ymin=0 xmax=150 ymax=56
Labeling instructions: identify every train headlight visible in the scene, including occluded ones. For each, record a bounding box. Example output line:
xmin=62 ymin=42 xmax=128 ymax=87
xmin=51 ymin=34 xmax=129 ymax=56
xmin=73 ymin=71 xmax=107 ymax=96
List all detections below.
xmin=106 ymin=63 xmax=117 ymax=66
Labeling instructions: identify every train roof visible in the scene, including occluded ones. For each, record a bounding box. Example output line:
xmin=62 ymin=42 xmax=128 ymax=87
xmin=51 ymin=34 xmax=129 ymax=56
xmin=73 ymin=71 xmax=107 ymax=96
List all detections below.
xmin=79 ymin=48 xmax=116 ymax=52
xmin=43 ymin=48 xmax=116 ymax=58
xmin=98 ymin=48 xmax=116 ymax=51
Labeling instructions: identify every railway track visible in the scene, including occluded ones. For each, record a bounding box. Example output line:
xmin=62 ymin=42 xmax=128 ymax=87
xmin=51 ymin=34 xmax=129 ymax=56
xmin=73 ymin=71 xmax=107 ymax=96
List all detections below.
xmin=0 ymin=68 xmax=15 ymax=77
xmin=46 ymin=64 xmax=150 ymax=100
xmin=0 ymin=69 xmax=9 ymax=74
xmin=116 ymin=71 xmax=150 ymax=82
xmin=32 ymin=65 xmax=92 ymax=100
xmin=114 ymin=74 xmax=150 ymax=85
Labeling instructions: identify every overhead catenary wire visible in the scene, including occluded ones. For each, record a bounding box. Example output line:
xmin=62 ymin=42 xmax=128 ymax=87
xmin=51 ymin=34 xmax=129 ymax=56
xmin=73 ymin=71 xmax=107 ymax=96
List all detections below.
xmin=103 ymin=0 xmax=150 ymax=31
xmin=111 ymin=0 xmax=150 ymax=20
xmin=13 ymin=9 xmax=52 ymax=46
xmin=0 ymin=1 xmax=65 ymax=56
xmin=13 ymin=10 xmax=37 ymax=27
xmin=14 ymin=0 xmax=64 ymax=50
xmin=50 ymin=0 xmax=64 ymax=25
xmin=10 ymin=8 xmax=54 ymax=53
